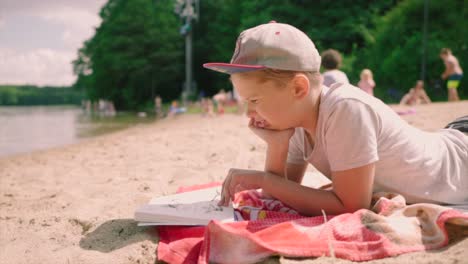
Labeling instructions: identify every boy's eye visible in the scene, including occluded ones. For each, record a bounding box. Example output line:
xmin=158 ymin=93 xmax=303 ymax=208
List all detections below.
xmin=250 ymin=99 xmax=258 ymax=104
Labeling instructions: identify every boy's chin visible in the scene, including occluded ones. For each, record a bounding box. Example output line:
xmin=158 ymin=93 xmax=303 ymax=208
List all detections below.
xmin=264 ymin=125 xmax=290 ymax=131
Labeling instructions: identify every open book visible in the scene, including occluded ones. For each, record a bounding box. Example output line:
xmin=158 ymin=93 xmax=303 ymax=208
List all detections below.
xmin=134 ymin=186 xmax=235 ymax=226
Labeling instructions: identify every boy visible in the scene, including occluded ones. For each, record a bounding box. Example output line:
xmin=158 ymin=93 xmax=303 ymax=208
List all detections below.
xmin=440 ymin=48 xmax=463 ymax=101
xmin=204 ymin=22 xmax=468 ymax=216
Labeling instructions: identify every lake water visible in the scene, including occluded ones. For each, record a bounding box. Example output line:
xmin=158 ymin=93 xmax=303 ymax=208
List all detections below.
xmin=0 ymin=106 xmax=156 ymax=158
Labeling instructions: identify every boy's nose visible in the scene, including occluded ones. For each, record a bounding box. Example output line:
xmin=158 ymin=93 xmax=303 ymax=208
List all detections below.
xmin=246 ymin=106 xmax=256 ymax=118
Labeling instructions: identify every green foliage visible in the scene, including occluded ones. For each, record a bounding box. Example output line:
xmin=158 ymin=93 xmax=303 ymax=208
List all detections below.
xmin=73 ymin=0 xmax=183 ymax=110
xmin=71 ymin=0 xmax=465 ymax=110
xmin=353 ymin=0 xmax=467 ymax=102
xmin=195 ymin=0 xmax=399 ymax=98
xmin=0 ymin=85 xmax=83 ymax=106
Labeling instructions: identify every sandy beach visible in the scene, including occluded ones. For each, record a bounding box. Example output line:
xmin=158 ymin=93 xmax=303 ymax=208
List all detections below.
xmin=1 ymin=101 xmax=467 ymax=264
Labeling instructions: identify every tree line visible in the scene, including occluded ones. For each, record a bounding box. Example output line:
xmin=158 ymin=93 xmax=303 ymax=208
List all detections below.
xmin=0 ymin=85 xmax=83 ymax=106
xmin=68 ymin=0 xmax=464 ymax=110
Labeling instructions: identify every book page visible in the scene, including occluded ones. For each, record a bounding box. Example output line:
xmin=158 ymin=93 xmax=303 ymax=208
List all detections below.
xmin=148 ymin=186 xmax=222 ymax=205
xmin=135 ymin=186 xmax=234 ymax=226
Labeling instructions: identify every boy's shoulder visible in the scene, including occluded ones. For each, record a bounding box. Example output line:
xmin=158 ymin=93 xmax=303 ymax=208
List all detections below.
xmin=324 ymin=83 xmax=369 ymax=102
xmin=321 ymin=83 xmax=385 ymax=113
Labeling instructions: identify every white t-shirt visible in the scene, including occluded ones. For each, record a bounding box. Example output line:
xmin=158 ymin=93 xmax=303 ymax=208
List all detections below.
xmin=288 ymin=83 xmax=468 ymax=205
xmin=322 ymin=70 xmax=349 ymax=87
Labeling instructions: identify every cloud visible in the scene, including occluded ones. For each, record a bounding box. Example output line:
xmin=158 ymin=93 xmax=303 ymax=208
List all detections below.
xmin=0 ymin=0 xmax=106 ymax=86
xmin=0 ymin=0 xmax=106 ymax=15
xmin=4 ymin=3 xmax=103 ymax=51
xmin=37 ymin=6 xmax=102 ymax=50
xmin=0 ymin=47 xmax=76 ymax=86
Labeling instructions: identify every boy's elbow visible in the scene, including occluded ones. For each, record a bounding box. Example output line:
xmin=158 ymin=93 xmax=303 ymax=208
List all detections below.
xmin=332 ymin=192 xmax=371 ymax=214
xmin=342 ymin=205 xmax=367 ymax=214
xmin=341 ymin=200 xmax=371 ymax=214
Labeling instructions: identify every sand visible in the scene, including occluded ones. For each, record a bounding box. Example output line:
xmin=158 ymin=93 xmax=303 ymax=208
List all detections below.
xmin=0 ymin=101 xmax=467 ymax=264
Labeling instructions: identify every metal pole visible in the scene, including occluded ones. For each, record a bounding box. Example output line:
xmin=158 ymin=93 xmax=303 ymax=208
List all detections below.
xmin=175 ymin=0 xmax=196 ymax=106
xmin=184 ymin=0 xmax=193 ymax=106
xmin=420 ymin=0 xmax=429 ymax=82
xmin=185 ymin=16 xmax=192 ymax=104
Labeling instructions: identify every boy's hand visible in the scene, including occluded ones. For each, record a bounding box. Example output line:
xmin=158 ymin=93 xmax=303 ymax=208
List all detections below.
xmin=218 ymin=168 xmax=265 ymax=206
xmin=249 ymin=118 xmax=295 ymax=146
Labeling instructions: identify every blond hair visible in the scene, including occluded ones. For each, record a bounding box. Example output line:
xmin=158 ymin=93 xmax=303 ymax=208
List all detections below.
xmin=440 ymin=48 xmax=451 ymax=55
xmin=360 ymin=69 xmax=373 ymax=80
xmin=234 ymin=68 xmax=321 ymax=88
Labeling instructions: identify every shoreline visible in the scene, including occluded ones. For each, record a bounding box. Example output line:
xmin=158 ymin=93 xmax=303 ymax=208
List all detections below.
xmin=0 ymin=101 xmax=467 ymax=263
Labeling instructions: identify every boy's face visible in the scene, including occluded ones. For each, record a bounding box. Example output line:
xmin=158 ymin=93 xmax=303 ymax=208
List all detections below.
xmin=230 ymin=74 xmax=296 ymax=130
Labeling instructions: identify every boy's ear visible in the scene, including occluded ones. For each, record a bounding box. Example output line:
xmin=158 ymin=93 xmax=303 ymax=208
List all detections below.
xmin=291 ymin=74 xmax=310 ymax=99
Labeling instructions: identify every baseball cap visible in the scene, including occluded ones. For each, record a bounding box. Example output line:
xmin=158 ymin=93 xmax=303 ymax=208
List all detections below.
xmin=203 ymin=21 xmax=321 ymax=74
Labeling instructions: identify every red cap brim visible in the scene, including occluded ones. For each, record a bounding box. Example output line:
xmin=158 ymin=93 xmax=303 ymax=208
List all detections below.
xmin=203 ymin=63 xmax=266 ymax=74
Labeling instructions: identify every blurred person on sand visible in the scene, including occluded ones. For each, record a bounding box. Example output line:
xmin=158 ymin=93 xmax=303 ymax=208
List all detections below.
xmin=201 ymin=97 xmax=215 ymax=117
xmin=204 ymin=21 xmax=468 ymax=215
xmin=399 ymin=80 xmax=431 ymax=106
xmin=357 ymin=69 xmax=376 ymax=96
xmin=321 ymin=49 xmax=349 ymax=87
xmin=233 ymin=87 xmax=245 ymax=114
xmin=154 ymin=95 xmax=164 ymax=118
xmin=213 ymin=89 xmax=228 ymax=114
xmin=167 ymin=100 xmax=186 ymax=117
xmin=440 ymin=48 xmax=463 ymax=102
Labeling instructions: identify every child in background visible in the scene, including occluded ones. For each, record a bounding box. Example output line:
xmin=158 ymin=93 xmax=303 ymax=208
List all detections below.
xmin=204 ymin=22 xmax=468 ymax=216
xmin=201 ymin=97 xmax=215 ymax=117
xmin=213 ymin=89 xmax=227 ymax=115
xmin=154 ymin=95 xmax=164 ymax=118
xmin=232 ymin=87 xmax=245 ymax=114
xmin=357 ymin=69 xmax=376 ymax=96
xmin=440 ymin=48 xmax=464 ymax=102
xmin=167 ymin=100 xmax=186 ymax=117
xmin=399 ymin=80 xmax=431 ymax=106
xmin=321 ymin=49 xmax=349 ymax=87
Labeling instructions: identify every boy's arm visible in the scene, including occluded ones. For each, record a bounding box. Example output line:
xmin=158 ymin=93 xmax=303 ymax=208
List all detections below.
xmin=286 ymin=163 xmax=308 ymax=183
xmin=264 ymin=146 xmax=308 ymax=183
xmin=262 ymin=143 xmax=304 ymax=198
xmin=262 ymin=162 xmax=375 ymax=216
xmin=264 ymin=143 xmax=289 ymax=178
xmin=257 ymin=129 xmax=306 ymax=197
xmin=422 ymin=90 xmax=431 ymax=104
xmin=248 ymin=124 xmax=294 ymax=179
xmin=399 ymin=93 xmax=410 ymax=105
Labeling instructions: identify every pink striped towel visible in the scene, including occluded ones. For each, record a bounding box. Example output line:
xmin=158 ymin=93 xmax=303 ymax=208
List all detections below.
xmin=157 ymin=188 xmax=468 ymax=263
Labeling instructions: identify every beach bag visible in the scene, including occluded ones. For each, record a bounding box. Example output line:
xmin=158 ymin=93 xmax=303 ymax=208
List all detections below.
xmin=445 ymin=115 xmax=468 ymax=133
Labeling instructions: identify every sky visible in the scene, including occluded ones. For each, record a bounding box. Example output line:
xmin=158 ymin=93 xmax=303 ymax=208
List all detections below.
xmin=0 ymin=0 xmax=107 ymax=86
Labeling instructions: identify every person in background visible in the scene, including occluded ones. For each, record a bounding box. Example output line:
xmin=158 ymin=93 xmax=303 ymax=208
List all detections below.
xmin=107 ymin=101 xmax=116 ymax=116
xmin=232 ymin=87 xmax=245 ymax=114
xmin=399 ymin=80 xmax=431 ymax=106
xmin=321 ymin=49 xmax=349 ymax=87
xmin=357 ymin=69 xmax=376 ymax=96
xmin=201 ymin=97 xmax=215 ymax=117
xmin=154 ymin=95 xmax=164 ymax=118
xmin=213 ymin=89 xmax=227 ymax=115
xmin=440 ymin=48 xmax=463 ymax=102
xmin=167 ymin=100 xmax=186 ymax=117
